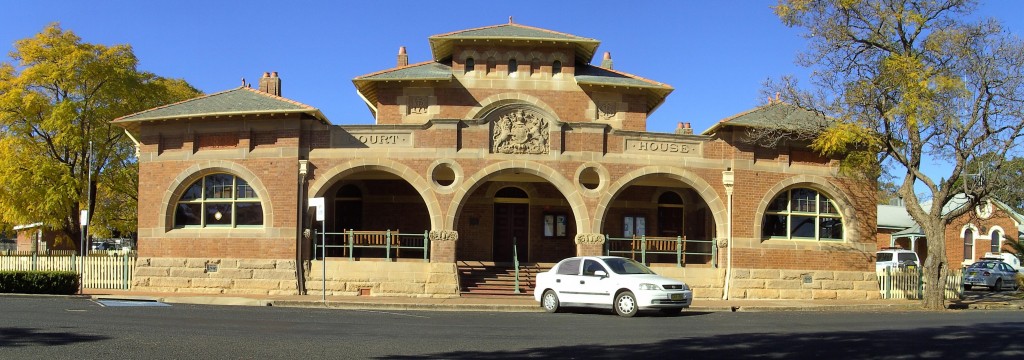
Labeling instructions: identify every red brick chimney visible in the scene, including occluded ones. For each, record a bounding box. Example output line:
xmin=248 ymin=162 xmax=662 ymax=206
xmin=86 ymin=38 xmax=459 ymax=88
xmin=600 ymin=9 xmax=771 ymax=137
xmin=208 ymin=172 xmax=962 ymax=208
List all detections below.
xmin=397 ymin=46 xmax=409 ymax=67
xmin=258 ymin=71 xmax=281 ymax=96
xmin=601 ymin=51 xmax=613 ymax=69
xmin=675 ymin=122 xmax=693 ymax=135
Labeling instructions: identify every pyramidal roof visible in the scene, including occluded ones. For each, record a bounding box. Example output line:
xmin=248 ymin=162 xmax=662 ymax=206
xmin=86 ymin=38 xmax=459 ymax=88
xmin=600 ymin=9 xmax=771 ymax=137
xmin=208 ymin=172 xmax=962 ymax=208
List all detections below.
xmin=428 ymin=20 xmax=600 ymax=63
xmin=112 ymin=87 xmax=328 ymax=131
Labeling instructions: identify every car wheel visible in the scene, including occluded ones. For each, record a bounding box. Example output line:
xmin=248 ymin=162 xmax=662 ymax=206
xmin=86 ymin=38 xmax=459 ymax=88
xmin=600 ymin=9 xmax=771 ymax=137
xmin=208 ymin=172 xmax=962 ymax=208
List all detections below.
xmin=614 ymin=291 xmax=638 ymax=317
xmin=659 ymin=307 xmax=683 ymax=316
xmin=541 ymin=290 xmax=560 ymax=313
xmin=964 ymin=285 xmax=972 ymax=291
xmin=992 ymin=279 xmax=1003 ymax=292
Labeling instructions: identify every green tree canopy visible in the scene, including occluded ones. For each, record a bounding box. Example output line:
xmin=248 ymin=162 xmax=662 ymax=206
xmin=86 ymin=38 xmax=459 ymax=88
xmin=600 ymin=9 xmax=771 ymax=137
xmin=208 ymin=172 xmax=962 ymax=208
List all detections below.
xmin=0 ymin=23 xmax=201 ymax=246
xmin=772 ymin=0 xmax=1024 ymax=309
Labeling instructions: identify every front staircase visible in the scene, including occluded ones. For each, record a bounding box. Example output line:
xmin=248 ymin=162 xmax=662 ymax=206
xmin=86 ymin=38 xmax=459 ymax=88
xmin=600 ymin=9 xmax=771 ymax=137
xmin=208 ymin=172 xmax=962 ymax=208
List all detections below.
xmin=457 ymin=261 xmax=552 ymax=297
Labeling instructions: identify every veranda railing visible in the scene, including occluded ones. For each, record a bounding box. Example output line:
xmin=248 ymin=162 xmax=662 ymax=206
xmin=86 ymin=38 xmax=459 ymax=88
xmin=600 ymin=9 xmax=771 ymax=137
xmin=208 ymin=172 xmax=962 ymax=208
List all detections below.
xmin=315 ymin=229 xmax=430 ymax=261
xmin=0 ymin=250 xmax=137 ymax=290
xmin=877 ymin=267 xmax=963 ymax=300
xmin=604 ymin=235 xmax=717 ymax=267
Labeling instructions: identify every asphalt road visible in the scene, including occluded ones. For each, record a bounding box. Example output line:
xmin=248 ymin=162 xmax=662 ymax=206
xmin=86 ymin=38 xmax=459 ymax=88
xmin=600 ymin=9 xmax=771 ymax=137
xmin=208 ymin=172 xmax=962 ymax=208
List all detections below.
xmin=2 ymin=295 xmax=1024 ymax=359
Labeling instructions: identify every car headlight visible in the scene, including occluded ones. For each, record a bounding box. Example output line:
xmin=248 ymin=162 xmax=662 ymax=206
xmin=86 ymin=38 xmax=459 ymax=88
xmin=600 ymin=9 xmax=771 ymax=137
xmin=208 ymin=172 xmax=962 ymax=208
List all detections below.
xmin=681 ymin=283 xmax=690 ymax=291
xmin=638 ymin=283 xmax=661 ymax=290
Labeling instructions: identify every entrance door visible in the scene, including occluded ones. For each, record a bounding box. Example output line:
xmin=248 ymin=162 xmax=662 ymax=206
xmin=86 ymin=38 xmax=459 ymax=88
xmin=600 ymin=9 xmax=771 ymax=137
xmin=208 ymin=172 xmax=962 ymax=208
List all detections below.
xmin=494 ymin=203 xmax=529 ymax=263
xmin=658 ymin=207 xmax=683 ymax=237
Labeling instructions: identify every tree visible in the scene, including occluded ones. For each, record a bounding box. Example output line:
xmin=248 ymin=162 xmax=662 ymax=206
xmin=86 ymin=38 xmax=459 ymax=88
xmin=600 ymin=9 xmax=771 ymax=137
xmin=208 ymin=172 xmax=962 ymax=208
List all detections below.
xmin=772 ymin=0 xmax=1024 ymax=309
xmin=0 ymin=23 xmax=200 ymax=249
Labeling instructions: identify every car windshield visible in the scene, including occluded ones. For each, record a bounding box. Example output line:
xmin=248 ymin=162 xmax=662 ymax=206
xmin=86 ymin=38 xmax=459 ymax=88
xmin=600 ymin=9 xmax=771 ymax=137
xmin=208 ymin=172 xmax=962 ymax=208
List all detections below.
xmin=603 ymin=258 xmax=656 ymax=275
xmin=969 ymin=262 xmax=997 ymax=269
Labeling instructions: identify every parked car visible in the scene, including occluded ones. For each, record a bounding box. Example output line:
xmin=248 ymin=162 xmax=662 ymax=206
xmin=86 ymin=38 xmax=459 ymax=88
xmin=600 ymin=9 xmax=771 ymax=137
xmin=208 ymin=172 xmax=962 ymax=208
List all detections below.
xmin=533 ymin=256 xmax=693 ymax=317
xmin=875 ymin=247 xmax=920 ymax=272
xmin=963 ymin=260 xmax=1019 ymax=291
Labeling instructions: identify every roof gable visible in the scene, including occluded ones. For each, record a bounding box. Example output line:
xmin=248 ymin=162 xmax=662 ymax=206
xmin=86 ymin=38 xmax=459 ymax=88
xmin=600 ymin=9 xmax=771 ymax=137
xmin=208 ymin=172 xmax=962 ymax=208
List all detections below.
xmin=428 ymin=22 xmax=600 ymax=63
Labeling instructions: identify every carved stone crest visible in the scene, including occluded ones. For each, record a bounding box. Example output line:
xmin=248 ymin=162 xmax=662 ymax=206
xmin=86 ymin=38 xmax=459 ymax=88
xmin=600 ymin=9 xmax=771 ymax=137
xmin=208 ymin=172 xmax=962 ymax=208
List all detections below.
xmin=408 ymin=96 xmax=428 ymax=114
xmin=597 ymin=101 xmax=617 ymax=120
xmin=574 ymin=233 xmax=606 ymax=245
xmin=491 ymin=109 xmax=549 ymax=154
xmin=429 ymin=230 xmax=459 ymax=242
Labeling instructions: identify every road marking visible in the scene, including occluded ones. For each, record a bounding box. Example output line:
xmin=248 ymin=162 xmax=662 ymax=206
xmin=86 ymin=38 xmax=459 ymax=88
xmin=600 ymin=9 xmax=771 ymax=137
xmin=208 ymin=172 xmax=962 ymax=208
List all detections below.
xmin=95 ymin=299 xmax=171 ymax=307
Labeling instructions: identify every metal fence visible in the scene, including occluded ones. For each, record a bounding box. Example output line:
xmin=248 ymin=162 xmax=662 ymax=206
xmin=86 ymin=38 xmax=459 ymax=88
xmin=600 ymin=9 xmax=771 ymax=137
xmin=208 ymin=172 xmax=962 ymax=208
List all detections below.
xmin=604 ymin=235 xmax=717 ymax=267
xmin=315 ymin=229 xmax=430 ymax=261
xmin=0 ymin=250 xmax=137 ymax=290
xmin=877 ymin=267 xmax=963 ymax=300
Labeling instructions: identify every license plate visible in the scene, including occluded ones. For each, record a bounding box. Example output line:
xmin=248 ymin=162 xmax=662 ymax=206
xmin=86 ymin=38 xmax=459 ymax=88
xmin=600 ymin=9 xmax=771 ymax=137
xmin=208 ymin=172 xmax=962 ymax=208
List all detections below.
xmin=671 ymin=294 xmax=683 ymax=301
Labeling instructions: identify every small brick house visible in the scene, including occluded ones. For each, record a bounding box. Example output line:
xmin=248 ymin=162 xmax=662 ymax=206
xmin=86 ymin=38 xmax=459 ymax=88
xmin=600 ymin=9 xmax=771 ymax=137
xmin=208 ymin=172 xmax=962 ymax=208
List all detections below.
xmin=878 ymin=197 xmax=1023 ymax=268
xmin=112 ymin=21 xmax=880 ymax=300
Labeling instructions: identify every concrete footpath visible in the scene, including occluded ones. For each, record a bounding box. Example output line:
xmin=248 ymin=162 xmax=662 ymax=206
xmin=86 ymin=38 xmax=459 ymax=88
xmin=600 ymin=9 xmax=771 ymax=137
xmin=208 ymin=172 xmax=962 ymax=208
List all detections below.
xmin=79 ymin=289 xmax=1024 ymax=312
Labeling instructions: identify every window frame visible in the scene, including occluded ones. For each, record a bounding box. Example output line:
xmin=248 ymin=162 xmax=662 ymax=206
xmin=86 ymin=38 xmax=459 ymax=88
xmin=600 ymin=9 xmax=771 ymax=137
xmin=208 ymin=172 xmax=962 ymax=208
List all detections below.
xmin=174 ymin=173 xmax=263 ymax=229
xmin=762 ymin=188 xmax=844 ymax=241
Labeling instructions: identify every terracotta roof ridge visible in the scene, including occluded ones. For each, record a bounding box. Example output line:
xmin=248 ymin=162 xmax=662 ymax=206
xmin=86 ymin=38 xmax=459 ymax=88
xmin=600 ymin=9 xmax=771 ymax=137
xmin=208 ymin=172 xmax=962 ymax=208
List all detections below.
xmin=353 ymin=60 xmax=447 ymax=80
xmin=579 ymin=64 xmax=672 ymax=89
xmin=237 ymin=86 xmax=317 ymax=110
xmin=112 ymin=87 xmax=240 ymax=122
xmin=429 ymin=22 xmax=595 ymax=41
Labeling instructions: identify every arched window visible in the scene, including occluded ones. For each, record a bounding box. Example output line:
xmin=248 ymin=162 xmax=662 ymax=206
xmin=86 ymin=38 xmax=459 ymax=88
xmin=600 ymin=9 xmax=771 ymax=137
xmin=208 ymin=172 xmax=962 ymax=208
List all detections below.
xmin=964 ymin=228 xmax=974 ymax=260
xmin=990 ymin=229 xmax=1002 ymax=253
xmin=174 ymin=173 xmax=263 ymax=228
xmin=762 ymin=188 xmax=843 ymax=241
xmin=508 ymin=58 xmax=518 ymax=76
xmin=552 ymin=60 xmax=562 ymax=75
xmin=464 ymin=57 xmax=475 ymax=74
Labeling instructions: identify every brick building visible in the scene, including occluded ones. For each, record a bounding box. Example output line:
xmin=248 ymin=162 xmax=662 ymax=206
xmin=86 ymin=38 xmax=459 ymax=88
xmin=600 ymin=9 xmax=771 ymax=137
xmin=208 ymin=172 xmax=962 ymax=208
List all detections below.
xmin=113 ymin=21 xmax=880 ymax=300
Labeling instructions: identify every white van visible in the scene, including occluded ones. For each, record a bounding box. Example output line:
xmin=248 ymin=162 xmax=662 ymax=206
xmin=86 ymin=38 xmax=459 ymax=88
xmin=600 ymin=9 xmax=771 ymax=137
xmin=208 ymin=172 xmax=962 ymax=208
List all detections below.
xmin=876 ymin=247 xmax=921 ymax=272
xmin=982 ymin=252 xmax=1022 ymax=271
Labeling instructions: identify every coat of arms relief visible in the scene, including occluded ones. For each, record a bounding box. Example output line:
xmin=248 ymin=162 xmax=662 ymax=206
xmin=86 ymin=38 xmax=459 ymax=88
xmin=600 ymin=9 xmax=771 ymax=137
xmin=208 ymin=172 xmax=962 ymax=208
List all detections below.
xmin=491 ymin=109 xmax=550 ymax=154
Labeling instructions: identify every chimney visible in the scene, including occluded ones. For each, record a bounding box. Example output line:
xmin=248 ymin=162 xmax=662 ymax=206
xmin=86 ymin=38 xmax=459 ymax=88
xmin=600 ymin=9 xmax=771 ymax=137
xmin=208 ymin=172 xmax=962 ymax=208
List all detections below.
xmin=600 ymin=51 xmax=613 ymax=69
xmin=397 ymin=46 xmax=409 ymax=67
xmin=258 ymin=71 xmax=281 ymax=97
xmin=675 ymin=122 xmax=693 ymax=135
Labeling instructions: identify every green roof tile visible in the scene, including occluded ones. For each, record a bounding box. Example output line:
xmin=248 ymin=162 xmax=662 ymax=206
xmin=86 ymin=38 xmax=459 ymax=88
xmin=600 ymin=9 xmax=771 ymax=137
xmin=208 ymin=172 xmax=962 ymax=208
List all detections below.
xmin=354 ymin=62 xmax=453 ymax=81
xmin=575 ymin=65 xmax=672 ymax=89
xmin=113 ymin=87 xmax=323 ymax=124
xmin=703 ymin=103 xmax=830 ymax=135
xmin=431 ymin=24 xmax=595 ymax=42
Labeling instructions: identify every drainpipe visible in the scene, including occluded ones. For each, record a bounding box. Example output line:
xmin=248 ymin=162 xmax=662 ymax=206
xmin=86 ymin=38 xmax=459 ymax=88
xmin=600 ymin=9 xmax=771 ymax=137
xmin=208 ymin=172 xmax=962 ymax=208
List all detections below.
xmin=296 ymin=160 xmax=309 ymax=295
xmin=721 ymin=169 xmax=735 ymax=300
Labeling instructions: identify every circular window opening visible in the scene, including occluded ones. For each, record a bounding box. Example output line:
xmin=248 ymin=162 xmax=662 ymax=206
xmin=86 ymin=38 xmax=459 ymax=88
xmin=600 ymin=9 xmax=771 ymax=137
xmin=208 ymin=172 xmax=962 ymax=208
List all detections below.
xmin=579 ymin=167 xmax=601 ymax=190
xmin=432 ymin=164 xmax=456 ymax=187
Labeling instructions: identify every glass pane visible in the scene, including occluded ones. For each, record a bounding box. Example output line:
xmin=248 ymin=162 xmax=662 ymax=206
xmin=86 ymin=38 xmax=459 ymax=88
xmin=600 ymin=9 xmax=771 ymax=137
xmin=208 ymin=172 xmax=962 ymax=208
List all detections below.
xmin=819 ymin=217 xmax=843 ymax=240
xmin=235 ymin=202 xmax=263 ymax=226
xmin=236 ymin=178 xmax=257 ymax=199
xmin=819 ymin=197 xmax=838 ymax=214
xmin=762 ymin=215 xmax=788 ymax=237
xmin=790 ymin=215 xmax=816 ymax=238
xmin=991 ymin=231 xmax=1001 ymax=253
xmin=206 ymin=203 xmax=232 ymax=226
xmin=556 ymin=259 xmax=580 ymax=275
xmin=205 ymin=174 xmax=234 ymax=199
xmin=180 ymin=180 xmax=203 ymax=201
xmin=791 ymin=189 xmax=817 ymax=213
xmin=767 ymin=193 xmax=788 ymax=211
xmin=174 ymin=203 xmax=202 ymax=226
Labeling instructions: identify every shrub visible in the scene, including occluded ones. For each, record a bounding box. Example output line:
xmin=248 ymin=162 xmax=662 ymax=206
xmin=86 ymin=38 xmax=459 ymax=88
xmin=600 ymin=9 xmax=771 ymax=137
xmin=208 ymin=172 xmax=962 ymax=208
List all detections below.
xmin=0 ymin=271 xmax=80 ymax=294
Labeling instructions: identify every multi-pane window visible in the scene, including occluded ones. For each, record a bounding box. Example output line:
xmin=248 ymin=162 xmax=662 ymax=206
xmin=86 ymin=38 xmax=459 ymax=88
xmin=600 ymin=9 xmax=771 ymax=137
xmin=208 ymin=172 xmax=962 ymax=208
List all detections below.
xmin=174 ymin=174 xmax=263 ymax=228
xmin=964 ymin=229 xmax=974 ymax=260
xmin=762 ymin=188 xmax=843 ymax=241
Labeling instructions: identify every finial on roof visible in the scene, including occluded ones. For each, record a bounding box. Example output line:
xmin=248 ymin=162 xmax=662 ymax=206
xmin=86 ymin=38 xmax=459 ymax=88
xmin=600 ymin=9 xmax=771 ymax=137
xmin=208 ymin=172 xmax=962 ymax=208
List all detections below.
xmin=509 ymin=16 xmax=513 ymax=24
xmin=775 ymin=92 xmax=780 ymax=102
xmin=241 ymin=77 xmax=246 ymax=87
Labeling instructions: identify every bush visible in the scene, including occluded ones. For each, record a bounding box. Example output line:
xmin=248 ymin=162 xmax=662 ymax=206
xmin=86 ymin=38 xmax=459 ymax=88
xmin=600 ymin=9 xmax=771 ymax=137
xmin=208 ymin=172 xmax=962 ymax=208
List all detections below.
xmin=0 ymin=271 xmax=80 ymax=294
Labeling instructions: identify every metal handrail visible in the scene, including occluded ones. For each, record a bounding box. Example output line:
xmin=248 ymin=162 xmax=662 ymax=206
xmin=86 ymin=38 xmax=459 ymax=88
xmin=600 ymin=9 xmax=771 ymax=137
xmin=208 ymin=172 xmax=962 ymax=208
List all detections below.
xmin=604 ymin=235 xmax=717 ymax=267
xmin=316 ymin=229 xmax=429 ymax=262
xmin=513 ymin=236 xmax=520 ymax=294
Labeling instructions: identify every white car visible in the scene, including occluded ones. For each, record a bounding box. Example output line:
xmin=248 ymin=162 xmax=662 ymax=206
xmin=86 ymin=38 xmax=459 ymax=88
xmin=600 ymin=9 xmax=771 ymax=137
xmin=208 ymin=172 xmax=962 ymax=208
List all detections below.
xmin=533 ymin=256 xmax=693 ymax=317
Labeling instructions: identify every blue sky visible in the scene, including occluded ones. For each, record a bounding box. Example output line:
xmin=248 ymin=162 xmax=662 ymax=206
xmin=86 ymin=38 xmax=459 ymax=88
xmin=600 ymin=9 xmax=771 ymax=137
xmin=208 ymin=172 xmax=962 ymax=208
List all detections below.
xmin=3 ymin=0 xmax=1022 ymax=182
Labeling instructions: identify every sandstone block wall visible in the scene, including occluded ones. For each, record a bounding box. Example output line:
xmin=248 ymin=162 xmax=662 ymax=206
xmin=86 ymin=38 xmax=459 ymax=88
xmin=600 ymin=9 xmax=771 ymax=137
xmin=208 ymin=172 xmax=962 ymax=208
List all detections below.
xmin=132 ymin=257 xmax=298 ymax=295
xmin=652 ymin=265 xmax=880 ymax=300
xmin=305 ymin=260 xmax=459 ymax=298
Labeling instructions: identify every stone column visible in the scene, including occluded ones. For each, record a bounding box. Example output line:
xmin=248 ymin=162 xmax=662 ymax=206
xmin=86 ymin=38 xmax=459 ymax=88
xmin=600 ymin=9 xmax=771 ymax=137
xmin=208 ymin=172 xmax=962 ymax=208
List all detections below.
xmin=429 ymin=230 xmax=458 ymax=263
xmin=575 ymin=233 xmax=605 ymax=257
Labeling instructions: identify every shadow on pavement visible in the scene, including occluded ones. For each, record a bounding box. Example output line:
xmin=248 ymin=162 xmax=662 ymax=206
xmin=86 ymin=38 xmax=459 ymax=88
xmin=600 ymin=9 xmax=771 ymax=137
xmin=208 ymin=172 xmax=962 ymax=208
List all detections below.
xmin=383 ymin=322 xmax=1024 ymax=359
xmin=0 ymin=327 xmax=110 ymax=347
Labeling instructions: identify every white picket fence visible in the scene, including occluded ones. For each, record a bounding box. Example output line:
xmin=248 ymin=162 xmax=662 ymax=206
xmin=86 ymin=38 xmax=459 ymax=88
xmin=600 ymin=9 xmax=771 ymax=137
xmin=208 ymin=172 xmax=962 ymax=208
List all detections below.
xmin=877 ymin=267 xmax=963 ymax=300
xmin=0 ymin=250 xmax=136 ymax=290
